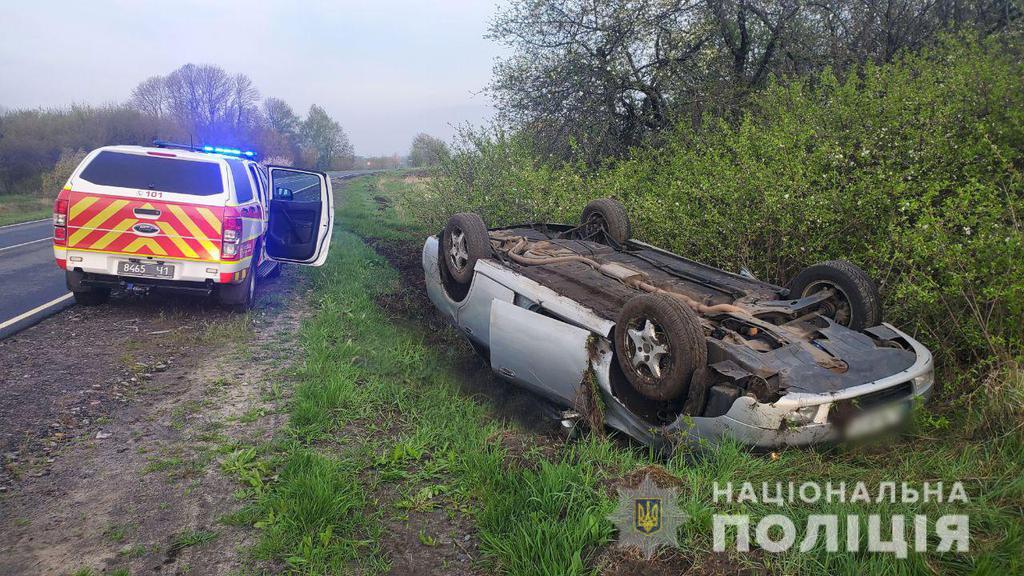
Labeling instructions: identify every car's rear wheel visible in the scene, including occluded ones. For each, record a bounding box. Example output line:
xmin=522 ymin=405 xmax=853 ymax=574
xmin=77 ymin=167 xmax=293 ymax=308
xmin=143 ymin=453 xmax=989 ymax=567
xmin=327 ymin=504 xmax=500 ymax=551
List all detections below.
xmin=218 ymin=263 xmax=256 ymax=312
xmin=614 ymin=293 xmax=707 ymax=402
xmin=580 ymin=198 xmax=631 ymax=245
xmin=788 ymin=260 xmax=882 ymax=330
xmin=72 ymin=289 xmax=109 ymax=306
xmin=66 ymin=270 xmax=110 ymax=306
xmin=442 ymin=212 xmax=491 ymax=285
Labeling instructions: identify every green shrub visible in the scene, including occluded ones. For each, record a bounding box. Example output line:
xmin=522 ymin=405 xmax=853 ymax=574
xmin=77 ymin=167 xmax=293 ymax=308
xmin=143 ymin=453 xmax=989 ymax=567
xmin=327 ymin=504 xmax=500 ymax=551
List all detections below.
xmin=407 ymin=35 xmax=1024 ymax=411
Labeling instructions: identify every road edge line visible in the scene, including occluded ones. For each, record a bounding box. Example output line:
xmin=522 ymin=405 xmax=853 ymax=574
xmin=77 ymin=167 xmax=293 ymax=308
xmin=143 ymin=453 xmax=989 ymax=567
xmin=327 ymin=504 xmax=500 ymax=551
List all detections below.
xmin=0 ymin=218 xmax=50 ymax=230
xmin=0 ymin=237 xmax=51 ymax=253
xmin=0 ymin=293 xmax=73 ymax=332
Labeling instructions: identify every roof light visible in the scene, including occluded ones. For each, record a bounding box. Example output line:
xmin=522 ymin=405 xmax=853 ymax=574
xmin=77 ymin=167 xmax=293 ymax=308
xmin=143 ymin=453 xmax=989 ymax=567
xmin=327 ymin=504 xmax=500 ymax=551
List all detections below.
xmin=201 ymin=145 xmax=256 ymax=158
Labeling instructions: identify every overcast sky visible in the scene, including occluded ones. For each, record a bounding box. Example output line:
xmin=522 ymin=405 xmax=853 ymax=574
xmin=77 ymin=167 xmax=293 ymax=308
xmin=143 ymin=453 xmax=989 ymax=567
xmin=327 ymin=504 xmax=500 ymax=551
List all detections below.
xmin=0 ymin=0 xmax=505 ymax=156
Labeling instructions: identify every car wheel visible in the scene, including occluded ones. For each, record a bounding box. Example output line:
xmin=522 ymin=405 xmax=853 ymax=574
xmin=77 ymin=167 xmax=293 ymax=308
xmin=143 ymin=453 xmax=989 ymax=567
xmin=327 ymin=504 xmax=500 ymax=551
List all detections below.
xmin=72 ymin=289 xmax=110 ymax=306
xmin=218 ymin=265 xmax=256 ymax=312
xmin=442 ymin=212 xmax=490 ymax=285
xmin=614 ymin=293 xmax=707 ymax=402
xmin=788 ymin=260 xmax=882 ymax=330
xmin=580 ymin=198 xmax=631 ymax=245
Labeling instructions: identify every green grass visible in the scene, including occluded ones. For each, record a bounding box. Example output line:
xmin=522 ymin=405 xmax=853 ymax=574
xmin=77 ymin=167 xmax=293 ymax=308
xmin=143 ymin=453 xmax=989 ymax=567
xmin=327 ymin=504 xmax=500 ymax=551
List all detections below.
xmin=0 ymin=193 xmax=52 ymax=226
xmin=223 ymin=173 xmax=1022 ymax=575
xmin=169 ymin=529 xmax=218 ymax=551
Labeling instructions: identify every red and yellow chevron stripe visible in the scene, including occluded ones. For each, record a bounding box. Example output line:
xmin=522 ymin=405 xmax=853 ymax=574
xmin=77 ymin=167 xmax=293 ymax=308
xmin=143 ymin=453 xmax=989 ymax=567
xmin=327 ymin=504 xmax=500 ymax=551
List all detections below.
xmin=66 ymin=192 xmax=225 ymax=262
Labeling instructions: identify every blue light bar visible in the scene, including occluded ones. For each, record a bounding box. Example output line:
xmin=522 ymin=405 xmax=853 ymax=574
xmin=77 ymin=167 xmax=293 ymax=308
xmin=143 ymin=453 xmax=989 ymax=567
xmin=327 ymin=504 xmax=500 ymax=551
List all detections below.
xmin=201 ymin=145 xmax=256 ymax=158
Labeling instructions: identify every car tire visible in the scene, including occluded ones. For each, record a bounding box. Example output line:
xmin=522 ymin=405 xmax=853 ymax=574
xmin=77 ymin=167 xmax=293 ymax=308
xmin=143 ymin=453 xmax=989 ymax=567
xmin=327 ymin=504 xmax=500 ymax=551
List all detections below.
xmin=217 ymin=265 xmax=256 ymax=313
xmin=580 ymin=198 xmax=631 ymax=245
xmin=442 ymin=212 xmax=491 ymax=285
xmin=72 ymin=289 xmax=109 ymax=306
xmin=614 ymin=293 xmax=707 ymax=402
xmin=788 ymin=260 xmax=882 ymax=330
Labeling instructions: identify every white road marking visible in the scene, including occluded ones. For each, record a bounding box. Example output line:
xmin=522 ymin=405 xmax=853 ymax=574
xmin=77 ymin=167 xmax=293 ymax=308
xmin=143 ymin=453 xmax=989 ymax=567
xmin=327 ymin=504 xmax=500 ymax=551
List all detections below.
xmin=0 ymin=293 xmax=73 ymax=332
xmin=0 ymin=237 xmax=50 ymax=253
xmin=0 ymin=218 xmax=50 ymax=230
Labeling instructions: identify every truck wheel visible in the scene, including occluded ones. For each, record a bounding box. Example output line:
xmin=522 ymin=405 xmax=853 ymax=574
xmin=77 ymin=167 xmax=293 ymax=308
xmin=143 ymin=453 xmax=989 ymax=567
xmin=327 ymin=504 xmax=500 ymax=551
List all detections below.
xmin=614 ymin=293 xmax=707 ymax=401
xmin=580 ymin=198 xmax=631 ymax=245
xmin=442 ymin=212 xmax=490 ymax=285
xmin=66 ymin=270 xmax=109 ymax=306
xmin=72 ymin=289 xmax=109 ymax=306
xmin=788 ymin=260 xmax=882 ymax=330
xmin=218 ymin=265 xmax=256 ymax=312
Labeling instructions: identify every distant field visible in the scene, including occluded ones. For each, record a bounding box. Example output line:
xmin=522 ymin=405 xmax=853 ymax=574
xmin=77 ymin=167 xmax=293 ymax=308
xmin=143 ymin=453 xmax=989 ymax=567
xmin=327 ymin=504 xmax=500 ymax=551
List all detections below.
xmin=0 ymin=193 xmax=52 ymax=226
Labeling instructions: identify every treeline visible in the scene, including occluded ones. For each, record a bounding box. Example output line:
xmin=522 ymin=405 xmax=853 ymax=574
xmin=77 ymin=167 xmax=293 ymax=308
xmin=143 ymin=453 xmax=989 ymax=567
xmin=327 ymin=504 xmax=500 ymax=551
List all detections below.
xmin=0 ymin=63 xmax=354 ymax=194
xmin=488 ymin=0 xmax=1019 ymax=161
xmin=410 ymin=8 xmax=1023 ymax=430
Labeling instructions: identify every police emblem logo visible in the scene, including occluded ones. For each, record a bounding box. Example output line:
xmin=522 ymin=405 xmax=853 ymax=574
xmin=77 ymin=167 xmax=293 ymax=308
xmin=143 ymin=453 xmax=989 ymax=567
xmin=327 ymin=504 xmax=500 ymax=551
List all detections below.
xmin=608 ymin=472 xmax=686 ymax=558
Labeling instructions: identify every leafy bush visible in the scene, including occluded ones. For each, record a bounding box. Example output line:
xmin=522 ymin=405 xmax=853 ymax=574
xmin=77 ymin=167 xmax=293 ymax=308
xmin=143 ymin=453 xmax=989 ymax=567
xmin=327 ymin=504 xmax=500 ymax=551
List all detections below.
xmin=39 ymin=149 xmax=87 ymax=196
xmin=407 ymin=35 xmax=1024 ymax=411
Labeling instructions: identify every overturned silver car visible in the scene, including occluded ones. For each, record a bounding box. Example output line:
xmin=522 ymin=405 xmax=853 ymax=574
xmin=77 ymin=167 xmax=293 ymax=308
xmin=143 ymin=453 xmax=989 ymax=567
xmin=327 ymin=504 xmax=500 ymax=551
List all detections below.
xmin=422 ymin=199 xmax=934 ymax=449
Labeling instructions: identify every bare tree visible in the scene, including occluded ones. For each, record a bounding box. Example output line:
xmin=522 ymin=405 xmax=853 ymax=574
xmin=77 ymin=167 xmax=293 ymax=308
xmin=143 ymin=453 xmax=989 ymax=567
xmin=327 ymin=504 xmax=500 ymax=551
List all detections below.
xmin=129 ymin=76 xmax=168 ymax=119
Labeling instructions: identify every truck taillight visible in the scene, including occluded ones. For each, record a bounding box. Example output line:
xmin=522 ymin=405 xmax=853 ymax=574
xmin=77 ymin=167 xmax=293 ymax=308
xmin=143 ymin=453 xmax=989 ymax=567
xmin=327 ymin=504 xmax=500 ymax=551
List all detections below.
xmin=53 ymin=190 xmax=70 ymax=246
xmin=222 ymin=216 xmax=242 ymax=260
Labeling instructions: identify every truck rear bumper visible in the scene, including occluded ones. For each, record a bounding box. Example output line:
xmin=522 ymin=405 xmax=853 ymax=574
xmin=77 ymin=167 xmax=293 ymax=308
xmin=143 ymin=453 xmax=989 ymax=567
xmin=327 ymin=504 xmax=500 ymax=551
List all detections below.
xmin=58 ymin=247 xmax=249 ymax=285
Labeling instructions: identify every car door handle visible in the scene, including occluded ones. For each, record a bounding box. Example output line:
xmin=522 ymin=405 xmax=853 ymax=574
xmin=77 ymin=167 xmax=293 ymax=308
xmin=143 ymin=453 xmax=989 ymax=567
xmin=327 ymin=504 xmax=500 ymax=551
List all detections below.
xmin=499 ymin=367 xmax=515 ymax=378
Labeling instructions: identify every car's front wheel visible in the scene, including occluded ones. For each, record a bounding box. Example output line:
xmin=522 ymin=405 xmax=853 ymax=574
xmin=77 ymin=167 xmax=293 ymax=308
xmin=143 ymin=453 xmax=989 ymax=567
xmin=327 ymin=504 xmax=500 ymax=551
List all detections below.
xmin=614 ymin=293 xmax=707 ymax=401
xmin=580 ymin=198 xmax=631 ymax=245
xmin=442 ymin=212 xmax=491 ymax=285
xmin=788 ymin=260 xmax=882 ymax=330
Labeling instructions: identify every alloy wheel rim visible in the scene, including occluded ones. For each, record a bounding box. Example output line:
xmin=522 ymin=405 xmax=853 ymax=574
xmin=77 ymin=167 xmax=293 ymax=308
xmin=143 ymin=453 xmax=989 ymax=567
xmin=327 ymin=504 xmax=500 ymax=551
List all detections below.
xmin=448 ymin=228 xmax=469 ymax=271
xmin=626 ymin=318 xmax=670 ymax=379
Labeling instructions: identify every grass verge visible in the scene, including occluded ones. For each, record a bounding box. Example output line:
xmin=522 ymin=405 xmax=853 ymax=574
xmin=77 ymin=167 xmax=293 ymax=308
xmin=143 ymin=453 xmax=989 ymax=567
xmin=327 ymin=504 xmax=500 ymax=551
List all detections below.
xmin=226 ymin=173 xmax=1022 ymax=575
xmin=0 ymin=193 xmax=52 ymax=226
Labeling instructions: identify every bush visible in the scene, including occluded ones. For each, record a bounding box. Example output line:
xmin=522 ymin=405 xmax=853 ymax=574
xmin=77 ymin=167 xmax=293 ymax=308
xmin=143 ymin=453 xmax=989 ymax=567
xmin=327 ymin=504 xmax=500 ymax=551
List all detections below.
xmin=407 ymin=35 xmax=1024 ymax=407
xmin=40 ymin=149 xmax=87 ymax=196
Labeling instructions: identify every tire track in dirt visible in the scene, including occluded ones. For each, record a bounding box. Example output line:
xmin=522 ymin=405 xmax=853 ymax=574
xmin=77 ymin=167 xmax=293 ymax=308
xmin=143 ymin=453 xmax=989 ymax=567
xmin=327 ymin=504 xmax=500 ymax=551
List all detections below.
xmin=0 ymin=267 xmax=310 ymax=575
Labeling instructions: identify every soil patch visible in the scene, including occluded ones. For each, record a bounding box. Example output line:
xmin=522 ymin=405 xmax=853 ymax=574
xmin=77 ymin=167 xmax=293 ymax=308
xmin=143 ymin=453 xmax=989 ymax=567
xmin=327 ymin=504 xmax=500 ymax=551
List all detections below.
xmin=0 ymin=267 xmax=308 ymax=575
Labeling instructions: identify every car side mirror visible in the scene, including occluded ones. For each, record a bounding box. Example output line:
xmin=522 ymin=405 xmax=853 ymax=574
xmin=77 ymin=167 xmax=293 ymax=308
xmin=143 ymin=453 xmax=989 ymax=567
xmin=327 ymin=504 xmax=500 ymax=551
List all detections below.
xmin=274 ymin=187 xmax=293 ymax=201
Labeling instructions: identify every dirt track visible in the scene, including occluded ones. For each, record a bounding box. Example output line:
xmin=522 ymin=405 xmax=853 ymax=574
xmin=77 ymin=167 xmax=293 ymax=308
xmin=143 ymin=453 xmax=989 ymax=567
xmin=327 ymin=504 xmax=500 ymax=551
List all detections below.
xmin=0 ymin=267 xmax=307 ymax=575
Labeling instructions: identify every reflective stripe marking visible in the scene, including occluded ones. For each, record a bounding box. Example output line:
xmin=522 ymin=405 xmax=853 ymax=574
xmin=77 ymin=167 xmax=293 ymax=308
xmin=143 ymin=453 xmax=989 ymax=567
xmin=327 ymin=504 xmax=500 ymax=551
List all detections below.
xmin=90 ymin=218 xmax=138 ymax=251
xmin=196 ymin=207 xmax=222 ymax=235
xmin=123 ymin=236 xmax=168 ymax=256
xmin=68 ymin=199 xmax=130 ymax=245
xmin=166 ymin=205 xmax=219 ymax=258
xmin=68 ymin=196 xmax=100 ymax=222
xmin=156 ymin=221 xmax=199 ymax=258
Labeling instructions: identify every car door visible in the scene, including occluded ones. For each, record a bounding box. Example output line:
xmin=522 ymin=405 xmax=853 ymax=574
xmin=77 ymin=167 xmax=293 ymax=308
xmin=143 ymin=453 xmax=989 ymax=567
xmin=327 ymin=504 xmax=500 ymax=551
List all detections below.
xmin=265 ymin=167 xmax=333 ymax=266
xmin=489 ymin=299 xmax=593 ymax=404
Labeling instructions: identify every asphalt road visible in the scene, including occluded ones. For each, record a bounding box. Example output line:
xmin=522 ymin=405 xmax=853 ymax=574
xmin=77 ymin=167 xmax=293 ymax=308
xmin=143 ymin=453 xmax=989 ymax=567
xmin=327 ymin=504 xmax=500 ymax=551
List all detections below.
xmin=0 ymin=219 xmax=73 ymax=339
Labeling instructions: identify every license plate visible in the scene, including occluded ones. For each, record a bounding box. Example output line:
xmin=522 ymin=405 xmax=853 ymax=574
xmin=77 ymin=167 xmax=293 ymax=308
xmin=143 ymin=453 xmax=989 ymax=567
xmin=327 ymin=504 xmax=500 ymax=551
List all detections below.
xmin=843 ymin=401 xmax=911 ymax=439
xmin=118 ymin=261 xmax=175 ymax=279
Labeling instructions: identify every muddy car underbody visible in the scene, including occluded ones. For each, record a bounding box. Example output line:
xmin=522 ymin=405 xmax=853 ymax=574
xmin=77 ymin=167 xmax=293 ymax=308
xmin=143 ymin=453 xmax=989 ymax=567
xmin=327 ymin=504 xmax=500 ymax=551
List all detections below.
xmin=423 ymin=213 xmax=934 ymax=450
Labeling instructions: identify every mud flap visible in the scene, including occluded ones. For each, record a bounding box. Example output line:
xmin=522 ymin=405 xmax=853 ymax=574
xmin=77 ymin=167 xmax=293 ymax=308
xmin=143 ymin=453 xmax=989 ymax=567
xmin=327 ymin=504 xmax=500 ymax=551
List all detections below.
xmin=489 ymin=299 xmax=592 ymax=404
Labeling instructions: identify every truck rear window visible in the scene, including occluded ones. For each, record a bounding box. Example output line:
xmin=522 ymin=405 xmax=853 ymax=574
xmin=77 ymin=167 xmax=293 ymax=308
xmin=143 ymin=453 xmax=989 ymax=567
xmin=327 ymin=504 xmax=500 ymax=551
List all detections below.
xmin=78 ymin=151 xmax=224 ymax=196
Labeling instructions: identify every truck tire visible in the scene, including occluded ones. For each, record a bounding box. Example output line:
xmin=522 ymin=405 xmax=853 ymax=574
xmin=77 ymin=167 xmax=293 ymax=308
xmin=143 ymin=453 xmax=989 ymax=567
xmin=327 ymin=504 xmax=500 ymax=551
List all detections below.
xmin=66 ymin=270 xmax=109 ymax=306
xmin=788 ymin=260 xmax=882 ymax=330
xmin=72 ymin=289 xmax=109 ymax=306
xmin=580 ymin=198 xmax=631 ymax=245
xmin=442 ymin=212 xmax=490 ymax=285
xmin=614 ymin=293 xmax=707 ymax=402
xmin=217 ymin=264 xmax=256 ymax=312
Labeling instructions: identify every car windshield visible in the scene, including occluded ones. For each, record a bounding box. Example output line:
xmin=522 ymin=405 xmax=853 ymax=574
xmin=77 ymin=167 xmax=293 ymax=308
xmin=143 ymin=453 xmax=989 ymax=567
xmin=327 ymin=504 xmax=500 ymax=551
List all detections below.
xmin=78 ymin=151 xmax=224 ymax=196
